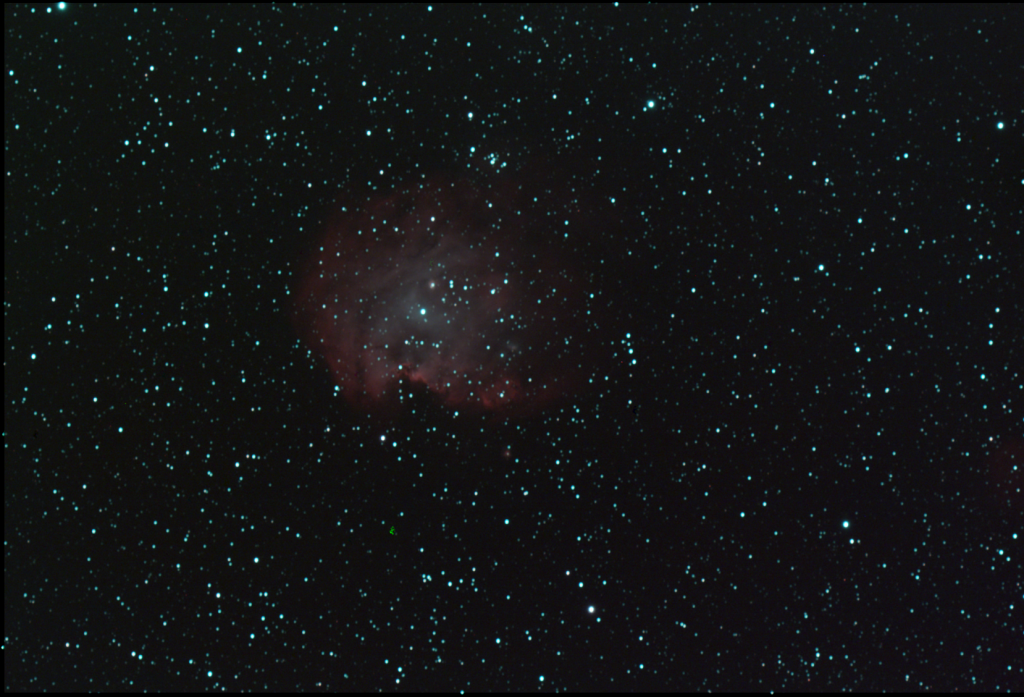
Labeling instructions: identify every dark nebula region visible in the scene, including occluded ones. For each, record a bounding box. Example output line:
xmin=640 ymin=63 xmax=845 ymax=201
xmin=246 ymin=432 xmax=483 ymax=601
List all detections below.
xmin=292 ymin=164 xmax=609 ymax=418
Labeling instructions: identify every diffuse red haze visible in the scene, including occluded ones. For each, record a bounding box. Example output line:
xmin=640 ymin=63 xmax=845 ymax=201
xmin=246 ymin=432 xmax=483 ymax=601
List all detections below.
xmin=291 ymin=163 xmax=611 ymax=418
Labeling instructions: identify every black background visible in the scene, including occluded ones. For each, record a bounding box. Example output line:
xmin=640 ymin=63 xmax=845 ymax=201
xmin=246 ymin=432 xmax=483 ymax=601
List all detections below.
xmin=5 ymin=3 xmax=1021 ymax=691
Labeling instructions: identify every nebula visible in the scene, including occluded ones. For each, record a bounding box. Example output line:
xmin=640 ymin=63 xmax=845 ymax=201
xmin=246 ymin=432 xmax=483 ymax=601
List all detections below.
xmin=291 ymin=160 xmax=612 ymax=418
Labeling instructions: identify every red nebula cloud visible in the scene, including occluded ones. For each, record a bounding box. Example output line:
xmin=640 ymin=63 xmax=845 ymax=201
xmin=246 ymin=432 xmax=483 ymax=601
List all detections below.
xmin=291 ymin=160 xmax=613 ymax=419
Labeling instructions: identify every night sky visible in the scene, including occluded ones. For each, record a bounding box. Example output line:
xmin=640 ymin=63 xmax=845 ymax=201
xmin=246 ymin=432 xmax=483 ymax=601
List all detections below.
xmin=4 ymin=4 xmax=1021 ymax=692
